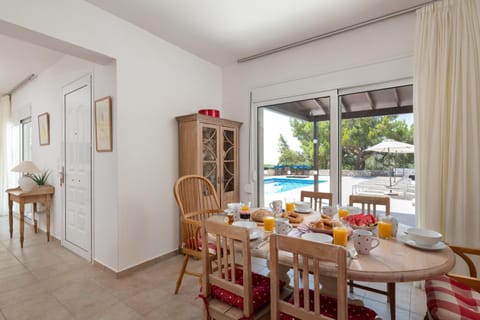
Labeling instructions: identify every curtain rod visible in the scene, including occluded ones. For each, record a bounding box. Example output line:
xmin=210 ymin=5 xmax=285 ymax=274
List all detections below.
xmin=237 ymin=1 xmax=436 ymax=63
xmin=7 ymin=73 xmax=36 ymax=95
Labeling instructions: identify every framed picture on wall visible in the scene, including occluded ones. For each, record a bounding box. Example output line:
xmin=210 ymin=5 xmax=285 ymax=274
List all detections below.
xmin=38 ymin=112 xmax=50 ymax=145
xmin=95 ymin=96 xmax=113 ymax=152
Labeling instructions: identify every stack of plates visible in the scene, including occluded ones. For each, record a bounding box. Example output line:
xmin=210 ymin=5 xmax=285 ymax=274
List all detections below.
xmin=398 ymin=233 xmax=446 ymax=251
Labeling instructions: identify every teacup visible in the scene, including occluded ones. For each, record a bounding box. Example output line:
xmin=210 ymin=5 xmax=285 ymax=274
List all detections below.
xmin=353 ymin=229 xmax=380 ymax=255
xmin=269 ymin=200 xmax=283 ymax=214
xmin=275 ymin=218 xmax=293 ymax=235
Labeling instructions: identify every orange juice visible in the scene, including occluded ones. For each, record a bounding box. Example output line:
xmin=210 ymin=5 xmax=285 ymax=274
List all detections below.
xmin=378 ymin=221 xmax=392 ymax=239
xmin=338 ymin=208 xmax=349 ymax=219
xmin=333 ymin=226 xmax=348 ymax=246
xmin=263 ymin=216 xmax=275 ymax=232
xmin=285 ymin=202 xmax=295 ymax=212
xmin=241 ymin=204 xmax=250 ymax=211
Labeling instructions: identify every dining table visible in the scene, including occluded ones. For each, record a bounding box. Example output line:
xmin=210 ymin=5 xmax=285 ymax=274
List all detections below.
xmin=208 ymin=209 xmax=455 ymax=320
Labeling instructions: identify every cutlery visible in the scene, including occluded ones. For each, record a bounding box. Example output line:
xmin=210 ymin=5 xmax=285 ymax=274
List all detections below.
xmin=348 ymin=248 xmax=358 ymax=268
xmin=254 ymin=237 xmax=270 ymax=249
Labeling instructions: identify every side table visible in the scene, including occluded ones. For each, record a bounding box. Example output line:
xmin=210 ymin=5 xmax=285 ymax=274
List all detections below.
xmin=5 ymin=185 xmax=55 ymax=248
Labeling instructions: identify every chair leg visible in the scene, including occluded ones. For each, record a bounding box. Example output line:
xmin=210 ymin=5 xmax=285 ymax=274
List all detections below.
xmin=175 ymin=254 xmax=190 ymax=294
xmin=388 ymin=282 xmax=396 ymax=320
xmin=349 ymin=280 xmax=354 ymax=293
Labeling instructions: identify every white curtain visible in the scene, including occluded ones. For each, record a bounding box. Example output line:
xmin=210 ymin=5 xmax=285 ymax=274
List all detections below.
xmin=414 ymin=0 xmax=480 ymax=247
xmin=0 ymin=95 xmax=12 ymax=215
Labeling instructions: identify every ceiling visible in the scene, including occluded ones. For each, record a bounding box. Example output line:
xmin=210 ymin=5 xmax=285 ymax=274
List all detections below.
xmin=0 ymin=0 xmax=432 ymax=97
xmin=0 ymin=34 xmax=63 ymax=97
xmin=85 ymin=0 xmax=431 ymax=66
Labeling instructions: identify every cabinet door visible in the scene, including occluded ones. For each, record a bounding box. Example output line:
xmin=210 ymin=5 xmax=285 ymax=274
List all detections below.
xmin=220 ymin=126 xmax=238 ymax=207
xmin=201 ymin=124 xmax=220 ymax=194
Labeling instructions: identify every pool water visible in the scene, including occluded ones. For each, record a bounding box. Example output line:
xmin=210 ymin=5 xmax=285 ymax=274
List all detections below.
xmin=264 ymin=177 xmax=327 ymax=193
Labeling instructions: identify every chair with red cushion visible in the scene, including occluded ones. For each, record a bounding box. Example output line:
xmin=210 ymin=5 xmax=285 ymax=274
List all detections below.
xmin=173 ymin=175 xmax=224 ymax=294
xmin=425 ymin=245 xmax=480 ymax=320
xmin=201 ymin=219 xmax=286 ymax=320
xmin=270 ymin=233 xmax=379 ymax=320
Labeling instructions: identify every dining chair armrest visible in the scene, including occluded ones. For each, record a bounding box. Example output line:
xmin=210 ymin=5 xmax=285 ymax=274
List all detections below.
xmin=447 ymin=245 xmax=480 ymax=291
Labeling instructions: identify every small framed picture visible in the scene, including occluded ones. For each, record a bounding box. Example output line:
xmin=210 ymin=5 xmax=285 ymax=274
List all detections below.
xmin=95 ymin=96 xmax=113 ymax=152
xmin=38 ymin=112 xmax=50 ymax=145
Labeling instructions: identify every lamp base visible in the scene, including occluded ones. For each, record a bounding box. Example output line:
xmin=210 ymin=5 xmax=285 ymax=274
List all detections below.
xmin=19 ymin=176 xmax=37 ymax=192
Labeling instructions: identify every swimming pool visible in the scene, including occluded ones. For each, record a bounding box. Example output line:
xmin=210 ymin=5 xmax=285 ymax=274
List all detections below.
xmin=264 ymin=177 xmax=327 ymax=193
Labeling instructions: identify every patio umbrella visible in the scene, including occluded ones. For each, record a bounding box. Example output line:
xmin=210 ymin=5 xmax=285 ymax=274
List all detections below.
xmin=365 ymin=139 xmax=414 ymax=193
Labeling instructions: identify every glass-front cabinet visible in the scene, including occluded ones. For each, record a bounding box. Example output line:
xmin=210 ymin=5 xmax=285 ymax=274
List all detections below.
xmin=177 ymin=113 xmax=242 ymax=208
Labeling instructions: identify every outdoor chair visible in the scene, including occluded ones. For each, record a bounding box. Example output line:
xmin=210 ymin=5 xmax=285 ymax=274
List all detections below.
xmin=425 ymin=245 xmax=480 ymax=320
xmin=269 ymin=233 xmax=379 ymax=320
xmin=173 ymin=174 xmax=224 ymax=294
xmin=300 ymin=190 xmax=332 ymax=211
xmin=200 ymin=219 xmax=285 ymax=320
xmin=348 ymin=195 xmax=390 ymax=217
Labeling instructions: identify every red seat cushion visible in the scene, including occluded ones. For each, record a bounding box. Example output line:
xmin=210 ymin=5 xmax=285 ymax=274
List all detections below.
xmin=185 ymin=237 xmax=217 ymax=255
xmin=279 ymin=289 xmax=377 ymax=320
xmin=210 ymin=268 xmax=284 ymax=312
xmin=426 ymin=275 xmax=480 ymax=320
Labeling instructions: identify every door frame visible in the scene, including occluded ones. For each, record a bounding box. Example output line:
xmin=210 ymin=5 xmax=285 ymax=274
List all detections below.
xmin=61 ymin=74 xmax=94 ymax=261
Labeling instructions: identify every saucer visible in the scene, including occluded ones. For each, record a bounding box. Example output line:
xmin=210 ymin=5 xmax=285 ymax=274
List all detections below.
xmin=398 ymin=234 xmax=446 ymax=251
xmin=295 ymin=207 xmax=314 ymax=214
xmin=301 ymin=233 xmax=333 ymax=243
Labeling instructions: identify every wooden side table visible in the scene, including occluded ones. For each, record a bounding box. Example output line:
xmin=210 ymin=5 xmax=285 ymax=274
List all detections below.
xmin=5 ymin=185 xmax=55 ymax=248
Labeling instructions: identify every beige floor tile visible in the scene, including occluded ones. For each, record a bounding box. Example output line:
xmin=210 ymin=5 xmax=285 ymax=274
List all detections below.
xmin=0 ymin=295 xmax=73 ymax=320
xmin=123 ymin=287 xmax=173 ymax=315
xmin=94 ymin=302 xmax=143 ymax=320
xmin=0 ymin=272 xmax=38 ymax=295
xmin=0 ymin=283 xmax=47 ymax=308
xmin=60 ymin=291 xmax=119 ymax=320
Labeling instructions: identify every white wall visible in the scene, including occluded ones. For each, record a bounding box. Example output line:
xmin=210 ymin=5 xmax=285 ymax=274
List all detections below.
xmin=222 ymin=13 xmax=417 ymax=204
xmin=11 ymin=55 xmax=119 ymax=270
xmin=0 ymin=0 xmax=222 ymax=271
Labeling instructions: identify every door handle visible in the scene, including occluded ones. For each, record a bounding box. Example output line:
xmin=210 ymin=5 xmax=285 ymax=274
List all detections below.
xmin=58 ymin=166 xmax=65 ymax=186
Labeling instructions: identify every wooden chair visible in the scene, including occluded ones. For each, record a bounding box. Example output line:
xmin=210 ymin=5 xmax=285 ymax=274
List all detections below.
xmin=425 ymin=245 xmax=480 ymax=320
xmin=173 ymin=174 xmax=224 ymax=294
xmin=348 ymin=195 xmax=390 ymax=217
xmin=200 ymin=219 xmax=274 ymax=320
xmin=300 ymin=191 xmax=333 ymax=211
xmin=269 ymin=234 xmax=378 ymax=320
xmin=348 ymin=194 xmax=394 ymax=317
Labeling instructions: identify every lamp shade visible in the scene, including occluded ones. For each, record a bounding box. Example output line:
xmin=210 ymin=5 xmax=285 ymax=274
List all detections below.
xmin=11 ymin=161 xmax=41 ymax=192
xmin=11 ymin=161 xmax=41 ymax=174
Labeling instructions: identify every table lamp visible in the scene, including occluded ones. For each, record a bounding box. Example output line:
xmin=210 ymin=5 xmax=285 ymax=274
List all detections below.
xmin=11 ymin=160 xmax=41 ymax=192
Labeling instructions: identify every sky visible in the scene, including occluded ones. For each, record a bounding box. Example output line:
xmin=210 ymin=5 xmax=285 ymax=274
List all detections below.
xmin=262 ymin=109 xmax=413 ymax=165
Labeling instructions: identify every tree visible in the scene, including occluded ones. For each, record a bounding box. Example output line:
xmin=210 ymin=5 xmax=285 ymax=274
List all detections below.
xmin=282 ymin=115 xmax=414 ymax=170
xmin=277 ymin=134 xmax=307 ymax=166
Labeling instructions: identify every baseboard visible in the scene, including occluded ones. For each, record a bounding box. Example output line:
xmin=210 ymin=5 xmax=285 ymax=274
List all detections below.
xmin=94 ymin=249 xmax=180 ymax=278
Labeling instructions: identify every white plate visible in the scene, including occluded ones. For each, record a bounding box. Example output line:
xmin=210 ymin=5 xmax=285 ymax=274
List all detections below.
xmin=301 ymin=233 xmax=333 ymax=243
xmin=295 ymin=207 xmax=314 ymax=213
xmin=398 ymin=234 xmax=446 ymax=251
xmin=250 ymin=231 xmax=261 ymax=241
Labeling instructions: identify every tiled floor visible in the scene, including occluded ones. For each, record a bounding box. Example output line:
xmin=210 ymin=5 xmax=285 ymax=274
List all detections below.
xmin=0 ymin=216 xmax=427 ymax=319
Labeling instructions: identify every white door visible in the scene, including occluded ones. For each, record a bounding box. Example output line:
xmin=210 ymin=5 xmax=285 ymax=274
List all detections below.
xmin=62 ymin=75 xmax=92 ymax=261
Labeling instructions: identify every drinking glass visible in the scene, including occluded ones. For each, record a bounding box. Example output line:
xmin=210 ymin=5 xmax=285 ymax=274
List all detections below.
xmin=263 ymin=216 xmax=275 ymax=232
xmin=338 ymin=206 xmax=349 ymax=219
xmin=333 ymin=225 xmax=348 ymax=247
xmin=285 ymin=198 xmax=295 ymax=212
xmin=378 ymin=216 xmax=393 ymax=239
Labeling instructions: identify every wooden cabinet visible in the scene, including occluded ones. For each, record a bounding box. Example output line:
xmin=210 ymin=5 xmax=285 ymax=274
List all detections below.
xmin=176 ymin=113 xmax=242 ymax=208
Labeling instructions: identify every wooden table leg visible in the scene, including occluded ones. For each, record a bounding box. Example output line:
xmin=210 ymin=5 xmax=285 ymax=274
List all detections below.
xmin=19 ymin=202 xmax=25 ymax=248
xmin=388 ymin=282 xmax=396 ymax=320
xmin=33 ymin=203 xmax=38 ymax=233
xmin=46 ymin=197 xmax=51 ymax=241
xmin=8 ymin=198 xmax=13 ymax=238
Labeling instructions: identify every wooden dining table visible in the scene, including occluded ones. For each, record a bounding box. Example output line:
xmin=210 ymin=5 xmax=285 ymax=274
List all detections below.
xmin=209 ymin=211 xmax=455 ymax=320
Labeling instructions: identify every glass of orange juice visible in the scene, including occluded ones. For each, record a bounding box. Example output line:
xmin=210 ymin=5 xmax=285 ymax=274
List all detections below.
xmin=378 ymin=217 xmax=393 ymax=239
xmin=240 ymin=201 xmax=251 ymax=211
xmin=338 ymin=207 xmax=349 ymax=219
xmin=263 ymin=216 xmax=275 ymax=232
xmin=285 ymin=198 xmax=295 ymax=212
xmin=333 ymin=225 xmax=349 ymax=247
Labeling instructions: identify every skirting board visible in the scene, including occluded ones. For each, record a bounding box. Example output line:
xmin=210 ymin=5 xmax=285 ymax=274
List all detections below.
xmin=94 ymin=249 xmax=180 ymax=278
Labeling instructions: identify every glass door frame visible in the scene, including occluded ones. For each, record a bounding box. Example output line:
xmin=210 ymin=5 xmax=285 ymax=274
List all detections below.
xmin=251 ymin=90 xmax=339 ymax=207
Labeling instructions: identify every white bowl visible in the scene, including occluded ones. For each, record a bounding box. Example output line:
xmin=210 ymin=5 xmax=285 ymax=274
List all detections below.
xmin=232 ymin=221 xmax=257 ymax=229
xmin=406 ymin=227 xmax=442 ymax=246
xmin=294 ymin=201 xmax=311 ymax=209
